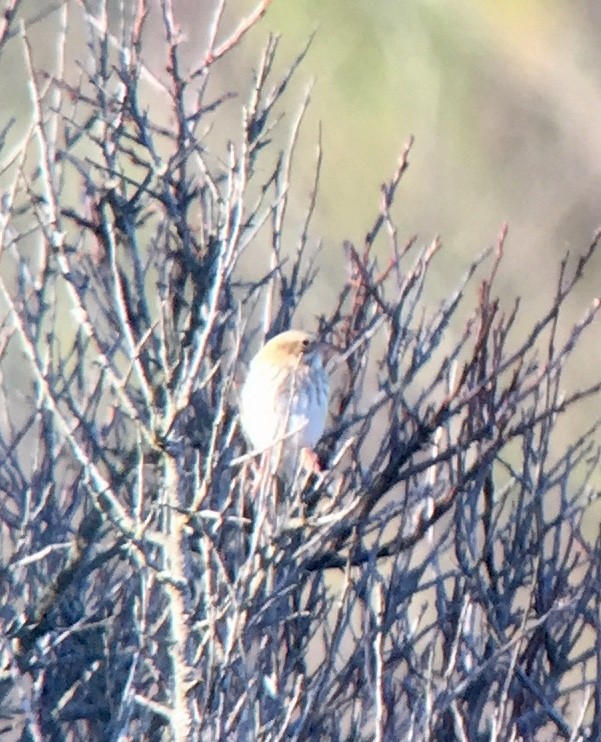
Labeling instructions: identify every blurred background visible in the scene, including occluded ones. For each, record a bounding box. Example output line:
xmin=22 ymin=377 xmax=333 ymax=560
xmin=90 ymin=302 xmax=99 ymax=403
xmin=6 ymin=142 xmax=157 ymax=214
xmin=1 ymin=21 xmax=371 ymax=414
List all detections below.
xmin=184 ymin=1 xmax=601 ymax=382
xmin=3 ymin=0 xmax=601 ymax=505
xmin=6 ymin=1 xmax=601 ymax=298
xmin=260 ymin=0 xmax=601 ymax=279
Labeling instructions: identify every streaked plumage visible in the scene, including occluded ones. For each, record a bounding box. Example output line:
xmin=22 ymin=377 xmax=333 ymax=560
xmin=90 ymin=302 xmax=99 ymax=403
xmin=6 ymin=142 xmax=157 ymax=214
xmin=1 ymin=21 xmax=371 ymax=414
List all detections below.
xmin=240 ymin=330 xmax=330 ymax=469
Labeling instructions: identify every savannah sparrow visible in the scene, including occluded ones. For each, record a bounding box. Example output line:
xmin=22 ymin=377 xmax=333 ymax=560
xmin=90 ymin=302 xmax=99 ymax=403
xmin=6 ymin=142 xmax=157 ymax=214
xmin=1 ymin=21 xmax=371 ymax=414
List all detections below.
xmin=240 ymin=330 xmax=330 ymax=471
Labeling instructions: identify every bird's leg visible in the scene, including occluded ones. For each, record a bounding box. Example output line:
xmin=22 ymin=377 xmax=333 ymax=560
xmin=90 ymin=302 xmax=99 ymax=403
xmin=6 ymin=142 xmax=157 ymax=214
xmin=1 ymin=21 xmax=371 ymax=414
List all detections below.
xmin=300 ymin=446 xmax=322 ymax=473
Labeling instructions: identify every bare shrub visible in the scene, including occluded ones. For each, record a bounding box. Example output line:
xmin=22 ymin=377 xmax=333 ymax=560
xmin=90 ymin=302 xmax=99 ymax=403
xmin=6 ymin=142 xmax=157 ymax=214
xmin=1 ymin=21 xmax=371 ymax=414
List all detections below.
xmin=0 ymin=2 xmax=600 ymax=740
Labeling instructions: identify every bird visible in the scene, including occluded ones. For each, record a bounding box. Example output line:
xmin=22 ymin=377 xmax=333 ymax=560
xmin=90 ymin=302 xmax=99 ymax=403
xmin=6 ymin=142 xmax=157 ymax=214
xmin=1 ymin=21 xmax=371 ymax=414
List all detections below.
xmin=240 ymin=329 xmax=330 ymax=473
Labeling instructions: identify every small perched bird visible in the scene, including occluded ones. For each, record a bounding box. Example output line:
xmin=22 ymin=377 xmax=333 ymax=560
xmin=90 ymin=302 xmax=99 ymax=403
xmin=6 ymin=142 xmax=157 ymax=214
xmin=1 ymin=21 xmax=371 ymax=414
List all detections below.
xmin=240 ymin=330 xmax=330 ymax=472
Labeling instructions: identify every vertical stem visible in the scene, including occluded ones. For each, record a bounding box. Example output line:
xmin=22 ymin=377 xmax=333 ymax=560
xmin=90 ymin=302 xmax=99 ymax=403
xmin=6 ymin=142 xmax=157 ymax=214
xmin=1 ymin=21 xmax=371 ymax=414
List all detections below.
xmin=162 ymin=453 xmax=193 ymax=739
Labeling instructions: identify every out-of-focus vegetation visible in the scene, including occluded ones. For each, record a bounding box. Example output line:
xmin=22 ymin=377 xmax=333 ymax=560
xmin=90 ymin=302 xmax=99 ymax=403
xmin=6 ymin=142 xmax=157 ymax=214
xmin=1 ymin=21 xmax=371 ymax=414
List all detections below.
xmin=239 ymin=0 xmax=601 ymax=503
xmin=260 ymin=1 xmax=601 ymax=265
xmin=220 ymin=0 xmax=601 ymax=434
xmin=7 ymin=1 xmax=601 ymax=285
